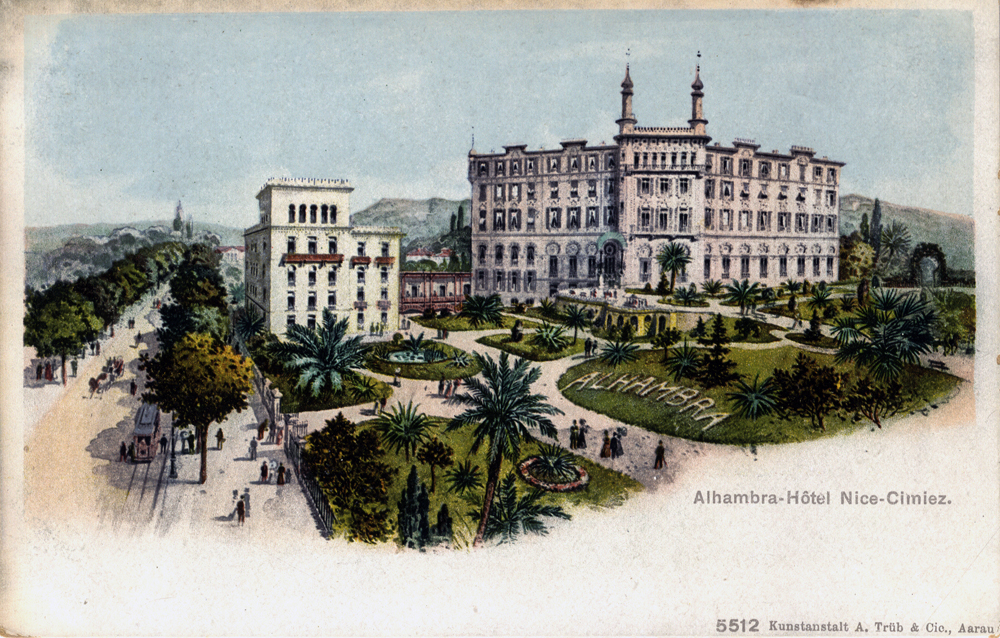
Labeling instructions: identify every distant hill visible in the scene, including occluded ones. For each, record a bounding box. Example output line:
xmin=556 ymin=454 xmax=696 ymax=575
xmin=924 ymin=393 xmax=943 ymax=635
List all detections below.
xmin=25 ymin=220 xmax=246 ymax=254
xmin=839 ymin=194 xmax=974 ymax=272
xmin=352 ymin=198 xmax=472 ymax=254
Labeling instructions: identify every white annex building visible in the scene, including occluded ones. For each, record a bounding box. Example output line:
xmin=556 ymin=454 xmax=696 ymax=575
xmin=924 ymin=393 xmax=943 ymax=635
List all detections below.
xmin=468 ymin=62 xmax=844 ymax=305
xmin=244 ymin=178 xmax=404 ymax=337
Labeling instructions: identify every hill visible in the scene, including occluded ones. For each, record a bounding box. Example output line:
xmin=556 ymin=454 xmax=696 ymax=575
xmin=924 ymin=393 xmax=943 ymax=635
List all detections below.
xmin=351 ymin=198 xmax=471 ymax=253
xmin=839 ymin=194 xmax=974 ymax=271
xmin=25 ymin=220 xmax=245 ymax=254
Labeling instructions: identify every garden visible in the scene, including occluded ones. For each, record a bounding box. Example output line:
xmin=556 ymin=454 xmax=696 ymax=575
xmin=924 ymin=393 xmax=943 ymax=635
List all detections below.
xmin=365 ymin=332 xmax=484 ymax=380
xmin=477 ymin=321 xmax=587 ymax=361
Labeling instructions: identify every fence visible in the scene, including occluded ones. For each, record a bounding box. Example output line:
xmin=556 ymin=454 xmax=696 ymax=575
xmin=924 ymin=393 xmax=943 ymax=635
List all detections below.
xmin=285 ymin=431 xmax=336 ymax=537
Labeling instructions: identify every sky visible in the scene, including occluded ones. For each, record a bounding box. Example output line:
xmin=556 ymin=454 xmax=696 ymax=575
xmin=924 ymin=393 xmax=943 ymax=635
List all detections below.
xmin=24 ymin=10 xmax=974 ymax=231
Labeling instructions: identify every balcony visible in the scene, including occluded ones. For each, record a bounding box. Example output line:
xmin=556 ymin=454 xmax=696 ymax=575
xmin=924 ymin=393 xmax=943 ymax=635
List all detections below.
xmin=353 ymin=301 xmax=368 ymax=310
xmin=377 ymin=300 xmax=392 ymax=311
xmin=282 ymin=253 xmax=343 ymax=266
xmin=375 ymin=256 xmax=395 ymax=266
xmin=351 ymin=256 xmax=372 ymax=267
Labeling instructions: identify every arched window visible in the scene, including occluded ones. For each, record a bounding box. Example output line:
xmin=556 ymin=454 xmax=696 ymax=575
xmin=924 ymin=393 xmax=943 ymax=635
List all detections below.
xmin=310 ymin=205 xmax=317 ymax=224
xmin=288 ymin=204 xmax=296 ymax=223
xmin=329 ymin=205 xmax=337 ymax=224
xmin=299 ymin=204 xmax=307 ymax=223
xmin=321 ymin=205 xmax=328 ymax=224
xmin=495 ymin=245 xmax=504 ymax=265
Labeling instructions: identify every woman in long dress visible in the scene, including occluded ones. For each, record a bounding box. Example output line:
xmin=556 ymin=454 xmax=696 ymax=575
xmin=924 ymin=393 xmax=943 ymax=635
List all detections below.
xmin=600 ymin=431 xmax=612 ymax=458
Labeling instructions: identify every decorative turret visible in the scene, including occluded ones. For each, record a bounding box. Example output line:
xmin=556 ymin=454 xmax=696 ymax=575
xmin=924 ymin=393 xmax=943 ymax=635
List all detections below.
xmin=616 ymin=64 xmax=637 ymax=134
xmin=688 ymin=53 xmax=708 ymax=136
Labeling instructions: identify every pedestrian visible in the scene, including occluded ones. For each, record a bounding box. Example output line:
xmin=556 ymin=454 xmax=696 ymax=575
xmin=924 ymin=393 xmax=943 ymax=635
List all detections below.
xmin=445 ymin=379 xmax=453 ymax=398
xmin=453 ymin=378 xmax=462 ymax=396
xmin=216 ymin=428 xmax=226 ymax=450
xmin=578 ymin=420 xmax=588 ymax=449
xmin=180 ymin=432 xmax=188 ymax=454
xmin=135 ymin=332 xmax=142 ymax=347
xmin=257 ymin=419 xmax=268 ymax=441
xmin=119 ymin=441 xmax=127 ymax=462
xmin=188 ymin=432 xmax=197 ymax=454
xmin=243 ymin=489 xmax=251 ymax=518
xmin=36 ymin=362 xmax=42 ymax=381
xmin=96 ymin=342 xmax=101 ymax=355
xmin=44 ymin=361 xmax=53 ymax=382
xmin=110 ymin=325 xmax=114 ymax=338
xmin=584 ymin=338 xmax=591 ymax=358
xmin=277 ymin=463 xmax=286 ymax=486
xmin=267 ymin=421 xmax=276 ymax=443
xmin=127 ymin=441 xmax=135 ymax=463
xmin=569 ymin=420 xmax=579 ymax=450
xmin=236 ymin=498 xmax=245 ymax=526
xmin=438 ymin=377 xmax=445 ymax=396
xmin=71 ymin=359 xmax=78 ymax=378
xmin=249 ymin=438 xmax=257 ymax=460
xmin=260 ymin=461 xmax=269 ymax=483
xmin=130 ymin=379 xmax=137 ymax=396
xmin=275 ymin=426 xmax=283 ymax=446
xmin=653 ymin=440 xmax=666 ymax=469
xmin=600 ymin=431 xmax=612 ymax=458
xmin=159 ymin=434 xmax=168 ymax=454
xmin=610 ymin=431 xmax=624 ymax=459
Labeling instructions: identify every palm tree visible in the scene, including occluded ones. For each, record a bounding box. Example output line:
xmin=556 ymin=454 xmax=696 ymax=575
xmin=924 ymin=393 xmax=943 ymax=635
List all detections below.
xmin=832 ymin=288 xmax=937 ymax=382
xmin=665 ymin=341 xmax=700 ymax=381
xmin=404 ymin=332 xmax=427 ymax=355
xmin=839 ymin=296 xmax=857 ymax=314
xmin=233 ymin=308 xmax=265 ymax=342
xmin=459 ymin=294 xmax=504 ymax=328
xmin=655 ymin=242 xmax=692 ymax=295
xmin=481 ymin=472 xmax=570 ymax=543
xmin=416 ymin=436 xmax=454 ymax=493
xmin=807 ymin=286 xmax=833 ymax=312
xmin=348 ymin=374 xmax=382 ymax=406
xmin=598 ymin=339 xmax=640 ymax=368
xmin=782 ymin=279 xmax=802 ymax=297
xmin=562 ymin=304 xmax=589 ymax=343
xmin=531 ymin=322 xmax=570 ymax=353
xmin=674 ymin=284 xmax=701 ymax=307
xmin=700 ymin=279 xmax=724 ymax=297
xmin=723 ymin=279 xmax=761 ymax=315
xmin=726 ymin=374 xmax=778 ymax=420
xmin=268 ymin=308 xmax=366 ymax=396
xmin=445 ymin=460 xmax=483 ymax=495
xmin=374 ymin=401 xmax=433 ymax=462
xmin=878 ymin=220 xmax=911 ymax=273
xmin=446 ymin=352 xmax=562 ymax=547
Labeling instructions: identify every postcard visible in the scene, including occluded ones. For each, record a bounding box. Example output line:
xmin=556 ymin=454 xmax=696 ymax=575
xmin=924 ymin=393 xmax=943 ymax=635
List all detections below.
xmin=1 ymin=2 xmax=997 ymax=636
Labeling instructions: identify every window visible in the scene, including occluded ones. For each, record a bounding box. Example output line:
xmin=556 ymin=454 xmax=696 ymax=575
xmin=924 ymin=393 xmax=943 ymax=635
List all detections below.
xmin=795 ymin=214 xmax=807 ymax=232
xmin=381 ymin=311 xmax=388 ymax=325
xmin=357 ymin=311 xmax=365 ymax=328
xmin=740 ymin=159 xmax=752 ymax=177
xmin=586 ymin=207 xmax=599 ymax=228
xmin=633 ymin=153 xmax=640 ymax=169
xmin=527 ymin=159 xmax=536 ymax=173
xmin=478 ymin=162 xmax=488 ymax=176
xmin=310 ymin=205 xmax=317 ymax=224
xmin=659 ymin=208 xmax=670 ymax=230
xmin=479 ymin=209 xmax=487 ymax=231
xmin=379 ymin=242 xmax=389 ymax=258
xmin=779 ymin=163 xmax=789 ymax=179
xmin=678 ymin=209 xmax=690 ymax=233
xmin=741 ymin=256 xmax=751 ymax=278
xmin=679 ymin=178 xmax=690 ymax=195
xmin=549 ymin=255 xmax=558 ymax=278
xmin=759 ymin=183 xmax=769 ymax=199
xmin=797 ymin=256 xmax=806 ymax=276
xmin=588 ymin=256 xmax=597 ymax=278
xmin=478 ymin=245 xmax=487 ymax=265
xmin=570 ymin=181 xmax=579 ymax=198
xmin=757 ymin=211 xmax=770 ymax=232
xmin=494 ymin=209 xmax=505 ymax=231
xmin=512 ymin=160 xmax=520 ymax=175
xmin=570 ymin=157 xmax=579 ymax=172
xmin=287 ymin=269 xmax=296 ymax=286
xmin=606 ymin=154 xmax=615 ymax=170
xmin=799 ymin=165 xmax=807 ymax=181
xmin=526 ymin=270 xmax=536 ymax=291
xmin=357 ymin=288 xmax=365 ymax=302
xmin=705 ymin=179 xmax=715 ymax=199
xmin=826 ymin=191 xmax=836 ymax=207
xmin=588 ymin=180 xmax=597 ymax=198
xmin=642 ymin=153 xmax=648 ymax=167
xmin=288 ymin=205 xmax=296 ymax=223
xmin=606 ymin=179 xmax=615 ymax=195
xmin=813 ymin=257 xmax=821 ymax=277
xmin=308 ymin=237 xmax=317 ymax=254
xmin=307 ymin=292 xmax=316 ymax=311
xmin=357 ymin=242 xmax=366 ymax=256
xmin=494 ymin=271 xmax=505 ymax=291
xmin=321 ymin=205 xmax=329 ymax=224
xmin=814 ymin=166 xmax=823 ymax=181
xmin=510 ymin=271 xmax=520 ymax=291
xmin=511 ymin=184 xmax=521 ymax=200
xmin=815 ymin=189 xmax=823 ymax=204
xmin=826 ymin=216 xmax=836 ymax=233
xmin=639 ymin=208 xmax=651 ymax=229
xmin=495 ymin=245 xmax=504 ymax=265
xmin=671 ymin=152 xmax=677 ymax=166
xmin=287 ymin=293 xmax=295 ymax=311
xmin=510 ymin=209 xmax=521 ymax=230
xmin=721 ymin=256 xmax=731 ymax=279
xmin=547 ymin=208 xmax=561 ymax=229
xmin=741 ymin=182 xmax=751 ymax=198
xmin=758 ymin=162 xmax=771 ymax=179
xmin=779 ymin=185 xmax=789 ymax=200
xmin=639 ymin=259 xmax=650 ymax=281
xmin=704 ymin=208 xmax=714 ymax=230
xmin=381 ymin=268 xmax=389 ymax=283
xmin=639 ymin=178 xmax=650 ymax=195
xmin=739 ymin=210 xmax=752 ymax=231
xmin=721 ymin=181 xmax=734 ymax=199
xmin=549 ymin=157 xmax=560 ymax=172
xmin=527 ymin=183 xmax=536 ymax=200
xmin=511 ymin=245 xmax=520 ymax=266
xmin=681 ymin=152 xmax=688 ymax=166
xmin=287 ymin=236 xmax=296 ymax=254
xmin=827 ymin=257 xmax=834 ymax=277
xmin=327 ymin=292 xmax=336 ymax=307
xmin=778 ymin=212 xmax=790 ymax=232
xmin=479 ymin=184 xmax=487 ymax=201
xmin=299 ymin=204 xmax=307 ymax=223
xmin=380 ymin=287 xmax=388 ymax=300
xmin=287 ymin=314 xmax=296 ymax=327
xmin=357 ymin=268 xmax=366 ymax=284
xmin=721 ymin=157 xmax=733 ymax=175
xmin=495 ymin=185 xmax=504 ymax=201
xmin=704 ymin=256 xmax=711 ymax=278
xmin=567 ymin=207 xmax=580 ymax=229
xmin=496 ymin=161 xmax=505 ymax=176
xmin=568 ymin=256 xmax=578 ymax=279
xmin=477 ymin=270 xmax=486 ymax=290
xmin=328 ymin=237 xmax=338 ymax=254
xmin=721 ymin=209 xmax=733 ymax=231
xmin=605 ymin=206 xmax=616 ymax=227
xmin=526 ymin=209 xmax=536 ymax=232
xmin=526 ymin=245 xmax=535 ymax=266
xmin=827 ymin=168 xmax=837 ymax=184
xmin=308 ymin=270 xmax=316 ymax=286
xmin=660 ymin=178 xmax=671 ymax=195
xmin=811 ymin=215 xmax=822 ymax=233
xmin=779 ymin=256 xmax=788 ymax=277
xmin=549 ymin=182 xmax=559 ymax=199
xmin=759 ymin=257 xmax=768 ymax=278
xmin=328 ymin=269 xmax=337 ymax=286
xmin=329 ymin=206 xmax=337 ymax=224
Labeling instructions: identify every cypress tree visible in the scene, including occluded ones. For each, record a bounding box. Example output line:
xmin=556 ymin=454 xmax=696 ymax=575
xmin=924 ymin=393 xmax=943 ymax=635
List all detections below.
xmin=859 ymin=212 xmax=869 ymax=244
xmin=434 ymin=503 xmax=453 ymax=544
xmin=450 ymin=213 xmax=456 ymax=233
xmin=457 ymin=205 xmax=465 ymax=229
xmin=697 ymin=314 xmax=740 ymax=388
xmin=398 ymin=465 xmax=431 ymax=550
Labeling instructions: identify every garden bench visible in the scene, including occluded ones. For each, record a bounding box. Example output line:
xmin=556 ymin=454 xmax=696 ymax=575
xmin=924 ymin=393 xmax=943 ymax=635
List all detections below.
xmin=927 ymin=360 xmax=948 ymax=371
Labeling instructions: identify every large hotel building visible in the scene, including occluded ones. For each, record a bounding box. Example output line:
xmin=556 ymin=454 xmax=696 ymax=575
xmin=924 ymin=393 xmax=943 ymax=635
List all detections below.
xmin=468 ymin=64 xmax=844 ymax=305
xmin=244 ymin=178 xmax=404 ymax=338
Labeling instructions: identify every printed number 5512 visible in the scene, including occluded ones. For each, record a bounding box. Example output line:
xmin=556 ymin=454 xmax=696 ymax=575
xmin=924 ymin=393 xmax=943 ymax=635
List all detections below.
xmin=717 ymin=619 xmax=759 ymax=632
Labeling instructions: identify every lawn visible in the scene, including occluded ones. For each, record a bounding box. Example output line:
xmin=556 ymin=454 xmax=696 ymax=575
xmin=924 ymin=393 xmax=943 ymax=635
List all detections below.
xmin=785 ymin=332 xmax=840 ymax=349
xmin=476 ymin=333 xmax=587 ymax=361
xmin=557 ymin=347 xmax=961 ymax=446
xmin=764 ymin=304 xmax=846 ymax=326
xmin=510 ymin=306 xmax=570 ymax=324
xmin=683 ymin=315 xmax=783 ymax=344
xmin=259 ymin=368 xmax=393 ymax=413
xmin=413 ymin=314 xmax=541 ymax=332
xmin=319 ymin=416 xmax=643 ymax=547
xmin=365 ymin=341 xmax=483 ymax=380
xmin=657 ymin=298 xmax=712 ymax=308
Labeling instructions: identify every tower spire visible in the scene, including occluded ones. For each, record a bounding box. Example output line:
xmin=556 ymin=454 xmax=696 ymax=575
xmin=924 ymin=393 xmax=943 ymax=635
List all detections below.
xmin=616 ymin=63 xmax=636 ymax=134
xmin=689 ymin=51 xmax=707 ymax=135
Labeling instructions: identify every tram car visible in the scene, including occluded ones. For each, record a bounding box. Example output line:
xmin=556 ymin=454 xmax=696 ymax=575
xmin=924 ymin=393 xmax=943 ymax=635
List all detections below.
xmin=132 ymin=402 xmax=161 ymax=463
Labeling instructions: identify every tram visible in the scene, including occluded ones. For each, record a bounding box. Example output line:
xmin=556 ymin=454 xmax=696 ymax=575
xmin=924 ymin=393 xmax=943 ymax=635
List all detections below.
xmin=132 ymin=402 xmax=161 ymax=463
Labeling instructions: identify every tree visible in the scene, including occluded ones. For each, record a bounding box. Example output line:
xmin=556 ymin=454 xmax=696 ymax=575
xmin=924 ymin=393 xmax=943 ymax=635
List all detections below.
xmin=445 ymin=460 xmax=483 ymax=495
xmin=450 ymin=213 xmax=457 ymax=233
xmin=690 ymin=316 xmax=708 ymax=342
xmin=782 ymin=279 xmax=802 ymax=297
xmin=459 ymin=294 xmax=504 ymax=328
xmin=234 ymin=309 xmax=266 ymax=342
xmin=185 ymin=218 xmax=193 ymax=239
xmin=157 ymin=304 xmax=230 ymax=351
xmin=847 ymin=377 xmax=906 ymax=429
xmin=24 ymin=292 xmax=103 ymax=385
xmin=456 ymin=204 xmax=465 ymax=230
xmin=446 ymin=352 xmax=562 ymax=547
xmin=268 ymin=309 xmax=367 ymax=396
xmin=869 ymin=198 xmax=883 ymax=258
xmin=701 ymin=279 xmax=724 ymax=297
xmin=674 ymin=284 xmax=701 ymax=307
xmin=173 ymin=201 xmax=184 ymax=232
xmin=696 ymin=314 xmax=740 ymax=389
xmin=771 ymin=353 xmax=846 ymax=431
xmin=398 ymin=465 xmax=431 ymax=550
xmin=598 ymin=339 xmax=640 ymax=368
xmin=655 ymin=272 xmax=670 ymax=296
xmin=723 ymin=279 xmax=761 ymax=315
xmin=651 ymin=327 xmax=682 ymax=361
xmin=832 ymin=288 xmax=937 ymax=382
xmin=845 ymin=242 xmax=875 ymax=280
xmin=416 ymin=436 xmax=454 ymax=493
xmin=373 ymin=401 xmax=433 ymax=462
xmin=879 ymin=220 xmax=911 ymax=275
xmin=665 ymin=340 xmax=700 ymax=381
xmin=140 ymin=333 xmax=253 ymax=483
xmin=726 ymin=374 xmax=778 ymax=420
xmin=655 ymin=242 xmax=692 ymax=295
xmin=859 ymin=212 xmax=870 ymax=245
xmin=531 ymin=322 xmax=570 ymax=353
xmin=302 ymin=412 xmax=396 ymax=543
xmin=804 ymin=310 xmax=823 ymax=342
xmin=562 ymin=304 xmax=589 ymax=344
xmin=807 ymin=286 xmax=832 ymax=313
xmin=480 ymin=472 xmax=569 ymax=543
xmin=169 ymin=261 xmax=228 ymax=309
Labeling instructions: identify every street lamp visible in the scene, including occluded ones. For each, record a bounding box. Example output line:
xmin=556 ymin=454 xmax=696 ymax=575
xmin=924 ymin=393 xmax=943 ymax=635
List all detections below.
xmin=169 ymin=416 xmax=178 ymax=479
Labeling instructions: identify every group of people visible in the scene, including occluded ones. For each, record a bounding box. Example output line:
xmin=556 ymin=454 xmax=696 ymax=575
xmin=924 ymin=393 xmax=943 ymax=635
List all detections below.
xmin=437 ymin=377 xmax=462 ymax=399
xmin=568 ymin=419 xmax=589 ymax=449
xmin=259 ymin=459 xmax=286 ymax=485
xmin=599 ymin=429 xmax=626 ymax=460
xmin=582 ymin=338 xmax=600 ymax=358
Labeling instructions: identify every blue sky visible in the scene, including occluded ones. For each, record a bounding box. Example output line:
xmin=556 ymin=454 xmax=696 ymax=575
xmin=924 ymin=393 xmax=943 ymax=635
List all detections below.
xmin=24 ymin=10 xmax=973 ymax=230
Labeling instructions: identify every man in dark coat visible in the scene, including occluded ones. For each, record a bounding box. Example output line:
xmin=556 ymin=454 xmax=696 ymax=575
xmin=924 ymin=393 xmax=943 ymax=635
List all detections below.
xmin=119 ymin=441 xmax=127 ymax=462
xmin=260 ymin=461 xmax=269 ymax=483
xmin=249 ymin=438 xmax=257 ymax=460
xmin=653 ymin=440 xmax=666 ymax=469
xmin=236 ymin=498 xmax=245 ymax=526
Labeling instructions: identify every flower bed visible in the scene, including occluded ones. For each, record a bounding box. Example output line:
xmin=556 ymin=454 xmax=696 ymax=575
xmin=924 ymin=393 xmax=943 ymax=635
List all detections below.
xmin=517 ymin=457 xmax=590 ymax=492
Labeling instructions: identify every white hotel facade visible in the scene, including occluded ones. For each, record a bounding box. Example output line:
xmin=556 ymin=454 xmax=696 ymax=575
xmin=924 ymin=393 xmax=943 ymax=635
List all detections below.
xmin=468 ymin=64 xmax=845 ymax=306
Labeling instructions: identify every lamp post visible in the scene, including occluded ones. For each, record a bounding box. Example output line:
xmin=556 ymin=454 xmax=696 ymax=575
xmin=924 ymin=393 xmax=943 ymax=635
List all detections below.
xmin=169 ymin=416 xmax=178 ymax=479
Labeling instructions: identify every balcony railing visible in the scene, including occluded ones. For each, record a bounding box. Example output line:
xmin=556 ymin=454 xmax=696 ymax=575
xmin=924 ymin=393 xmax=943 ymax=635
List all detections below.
xmin=351 ymin=256 xmax=372 ymax=266
xmin=374 ymin=256 xmax=395 ymax=266
xmin=377 ymin=300 xmax=392 ymax=310
xmin=353 ymin=301 xmax=368 ymax=310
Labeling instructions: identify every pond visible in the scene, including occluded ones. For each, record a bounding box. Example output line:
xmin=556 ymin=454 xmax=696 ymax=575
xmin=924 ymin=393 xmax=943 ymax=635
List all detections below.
xmin=386 ymin=350 xmax=439 ymax=364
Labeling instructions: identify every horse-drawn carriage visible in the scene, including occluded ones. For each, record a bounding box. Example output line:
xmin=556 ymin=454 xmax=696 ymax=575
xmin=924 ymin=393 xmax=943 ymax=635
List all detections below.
xmin=132 ymin=403 xmax=161 ymax=463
